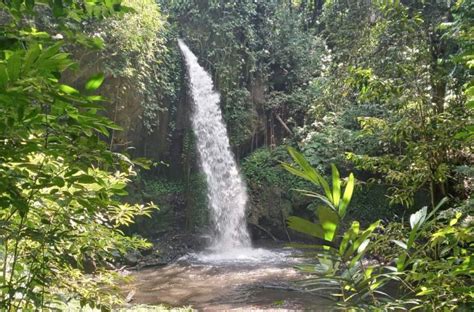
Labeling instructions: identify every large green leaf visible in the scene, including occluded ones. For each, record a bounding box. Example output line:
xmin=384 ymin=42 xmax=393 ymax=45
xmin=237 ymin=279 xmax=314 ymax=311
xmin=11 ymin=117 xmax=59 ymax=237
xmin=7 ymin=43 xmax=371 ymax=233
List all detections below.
xmin=317 ymin=205 xmax=340 ymax=243
xmin=287 ymin=216 xmax=324 ymax=240
xmin=7 ymin=52 xmax=22 ymax=82
xmin=286 ymin=147 xmax=333 ymax=201
xmin=339 ymin=173 xmax=354 ymax=218
xmin=281 ymin=163 xmax=312 ymax=182
xmin=391 ymin=240 xmax=407 ymax=250
xmin=23 ymin=44 xmax=42 ymax=72
xmin=286 ymin=147 xmax=321 ymax=185
xmin=339 ymin=221 xmax=360 ymax=256
xmin=331 ymin=164 xmax=341 ymax=207
xmin=293 ymin=189 xmax=337 ymax=212
xmin=343 ymin=221 xmax=379 ymax=262
xmin=59 ymin=84 xmax=79 ymax=95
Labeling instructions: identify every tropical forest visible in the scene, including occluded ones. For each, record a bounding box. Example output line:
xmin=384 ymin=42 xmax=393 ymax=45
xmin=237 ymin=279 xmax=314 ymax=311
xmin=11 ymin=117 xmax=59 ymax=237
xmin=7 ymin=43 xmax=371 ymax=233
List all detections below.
xmin=0 ymin=0 xmax=472 ymax=311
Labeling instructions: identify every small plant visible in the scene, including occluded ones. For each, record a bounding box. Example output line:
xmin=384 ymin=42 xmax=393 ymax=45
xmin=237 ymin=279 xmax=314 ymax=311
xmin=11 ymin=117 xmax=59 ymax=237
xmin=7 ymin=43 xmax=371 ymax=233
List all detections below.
xmin=283 ymin=147 xmax=386 ymax=306
xmin=283 ymin=147 xmax=474 ymax=310
xmin=389 ymin=199 xmax=474 ymax=310
xmin=282 ymin=146 xmax=355 ymax=246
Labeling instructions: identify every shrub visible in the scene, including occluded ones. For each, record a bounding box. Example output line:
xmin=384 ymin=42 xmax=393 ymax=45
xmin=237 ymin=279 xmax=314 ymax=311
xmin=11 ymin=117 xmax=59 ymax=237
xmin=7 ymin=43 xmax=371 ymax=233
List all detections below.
xmin=0 ymin=1 xmax=156 ymax=310
xmin=283 ymin=147 xmax=474 ymax=310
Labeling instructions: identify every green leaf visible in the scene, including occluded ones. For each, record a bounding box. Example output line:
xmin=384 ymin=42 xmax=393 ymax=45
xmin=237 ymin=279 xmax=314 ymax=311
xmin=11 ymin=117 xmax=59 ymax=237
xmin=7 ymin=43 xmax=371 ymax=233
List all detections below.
xmin=132 ymin=157 xmax=152 ymax=169
xmin=110 ymin=182 xmax=127 ymax=190
xmin=293 ymin=189 xmax=337 ymax=212
xmin=53 ymin=0 xmax=65 ymax=17
xmin=331 ymin=164 xmax=341 ymax=208
xmin=392 ymin=240 xmax=407 ymax=250
xmin=466 ymin=99 xmax=474 ymax=109
xmin=357 ymin=239 xmax=370 ymax=253
xmin=59 ymin=84 xmax=79 ymax=95
xmin=339 ymin=173 xmax=354 ymax=218
xmin=86 ymin=95 xmax=106 ymax=102
xmin=38 ymin=42 xmax=63 ymax=63
xmin=0 ymin=64 xmax=8 ymax=90
xmin=85 ymin=73 xmax=105 ymax=91
xmin=103 ymin=122 xmax=122 ymax=131
xmin=52 ymin=177 xmax=65 ymax=187
xmin=286 ymin=147 xmax=333 ymax=201
xmin=17 ymin=103 xmax=25 ymax=121
xmin=7 ymin=52 xmax=22 ymax=82
xmin=76 ymin=175 xmax=96 ymax=184
xmin=286 ymin=147 xmax=320 ymax=185
xmin=345 ymin=220 xmax=380 ymax=261
xmin=317 ymin=205 xmax=340 ymax=242
xmin=465 ymin=86 xmax=474 ymax=97
xmin=339 ymin=221 xmax=359 ymax=256
xmin=23 ymin=44 xmax=42 ymax=72
xmin=91 ymin=37 xmax=105 ymax=49
xmin=287 ymin=216 xmax=324 ymax=239
xmin=416 ymin=287 xmax=435 ymax=296
xmin=427 ymin=197 xmax=449 ymax=220
xmin=281 ymin=163 xmax=308 ymax=181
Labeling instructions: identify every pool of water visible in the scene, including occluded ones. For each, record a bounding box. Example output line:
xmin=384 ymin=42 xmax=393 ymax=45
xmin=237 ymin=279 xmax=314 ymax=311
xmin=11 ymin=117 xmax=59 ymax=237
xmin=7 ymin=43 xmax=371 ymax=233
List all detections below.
xmin=123 ymin=244 xmax=332 ymax=311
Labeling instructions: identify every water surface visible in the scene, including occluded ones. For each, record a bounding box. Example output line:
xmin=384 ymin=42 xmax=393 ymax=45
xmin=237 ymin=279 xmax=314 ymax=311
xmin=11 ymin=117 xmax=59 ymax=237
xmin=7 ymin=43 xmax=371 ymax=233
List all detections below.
xmin=124 ymin=245 xmax=332 ymax=311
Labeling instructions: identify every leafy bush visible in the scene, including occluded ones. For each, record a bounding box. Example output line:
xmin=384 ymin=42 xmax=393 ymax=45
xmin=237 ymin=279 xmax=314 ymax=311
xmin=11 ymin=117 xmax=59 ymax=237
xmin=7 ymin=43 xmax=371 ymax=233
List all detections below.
xmin=185 ymin=173 xmax=209 ymax=231
xmin=297 ymin=120 xmax=353 ymax=172
xmin=283 ymin=148 xmax=473 ymax=310
xmin=0 ymin=1 xmax=156 ymax=310
xmin=242 ymin=147 xmax=298 ymax=189
xmin=125 ymin=172 xmax=209 ymax=235
xmin=314 ymin=0 xmax=471 ymax=209
xmin=241 ymin=147 xmax=313 ymax=236
xmin=83 ymin=0 xmax=179 ymax=134
xmin=283 ymin=147 xmax=384 ymax=307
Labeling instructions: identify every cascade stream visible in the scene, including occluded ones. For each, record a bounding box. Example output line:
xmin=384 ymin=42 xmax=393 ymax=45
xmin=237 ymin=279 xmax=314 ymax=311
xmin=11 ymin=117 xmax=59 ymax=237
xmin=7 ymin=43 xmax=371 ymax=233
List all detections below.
xmin=178 ymin=39 xmax=251 ymax=251
xmin=123 ymin=41 xmax=332 ymax=310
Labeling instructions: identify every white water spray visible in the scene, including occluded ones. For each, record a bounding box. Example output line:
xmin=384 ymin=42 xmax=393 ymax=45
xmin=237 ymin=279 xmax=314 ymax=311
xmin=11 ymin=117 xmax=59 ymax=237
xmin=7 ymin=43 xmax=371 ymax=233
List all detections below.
xmin=178 ymin=39 xmax=251 ymax=251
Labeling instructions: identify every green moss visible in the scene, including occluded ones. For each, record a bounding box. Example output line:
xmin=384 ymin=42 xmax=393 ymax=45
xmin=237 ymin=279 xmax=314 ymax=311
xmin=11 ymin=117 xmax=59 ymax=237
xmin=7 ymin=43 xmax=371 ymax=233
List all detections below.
xmin=124 ymin=173 xmax=185 ymax=236
xmin=185 ymin=173 xmax=209 ymax=231
xmin=88 ymin=0 xmax=182 ymax=134
xmin=241 ymin=147 xmax=314 ymax=236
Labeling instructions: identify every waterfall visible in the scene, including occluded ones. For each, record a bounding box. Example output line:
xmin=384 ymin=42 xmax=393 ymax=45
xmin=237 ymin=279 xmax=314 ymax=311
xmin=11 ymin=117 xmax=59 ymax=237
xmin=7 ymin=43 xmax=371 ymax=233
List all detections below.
xmin=178 ymin=39 xmax=251 ymax=250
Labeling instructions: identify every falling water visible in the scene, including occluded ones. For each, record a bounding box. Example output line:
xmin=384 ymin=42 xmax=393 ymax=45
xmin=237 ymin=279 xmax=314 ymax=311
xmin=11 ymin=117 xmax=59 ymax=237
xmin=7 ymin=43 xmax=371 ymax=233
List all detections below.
xmin=178 ymin=39 xmax=251 ymax=251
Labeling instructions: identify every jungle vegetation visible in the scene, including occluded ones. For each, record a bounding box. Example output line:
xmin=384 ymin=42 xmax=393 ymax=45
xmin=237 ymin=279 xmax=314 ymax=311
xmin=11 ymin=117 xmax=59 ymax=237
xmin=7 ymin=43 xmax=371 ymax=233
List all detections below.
xmin=0 ymin=0 xmax=472 ymax=310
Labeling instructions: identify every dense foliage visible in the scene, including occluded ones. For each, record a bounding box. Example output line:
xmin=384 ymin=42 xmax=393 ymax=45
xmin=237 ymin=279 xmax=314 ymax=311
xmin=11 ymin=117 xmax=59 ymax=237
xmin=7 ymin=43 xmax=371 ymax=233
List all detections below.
xmin=0 ymin=0 xmax=472 ymax=310
xmin=161 ymin=1 xmax=473 ymax=309
xmin=284 ymin=149 xmax=473 ymax=310
xmin=159 ymin=0 xmax=469 ymax=231
xmin=0 ymin=1 xmax=158 ymax=310
xmin=91 ymin=0 xmax=168 ymax=134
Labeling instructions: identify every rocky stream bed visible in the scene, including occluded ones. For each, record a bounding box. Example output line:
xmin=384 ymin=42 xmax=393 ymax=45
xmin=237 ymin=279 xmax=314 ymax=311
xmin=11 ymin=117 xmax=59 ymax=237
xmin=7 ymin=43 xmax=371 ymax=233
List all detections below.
xmin=120 ymin=238 xmax=333 ymax=311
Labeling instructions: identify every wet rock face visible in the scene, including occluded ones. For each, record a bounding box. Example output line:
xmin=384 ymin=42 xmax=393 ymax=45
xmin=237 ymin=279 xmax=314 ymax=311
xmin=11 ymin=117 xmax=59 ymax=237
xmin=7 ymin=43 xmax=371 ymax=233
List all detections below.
xmin=82 ymin=256 xmax=97 ymax=274
xmin=247 ymin=187 xmax=295 ymax=241
xmin=124 ymin=250 xmax=141 ymax=266
xmin=122 ymin=232 xmax=208 ymax=269
xmin=61 ymin=45 xmax=190 ymax=171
